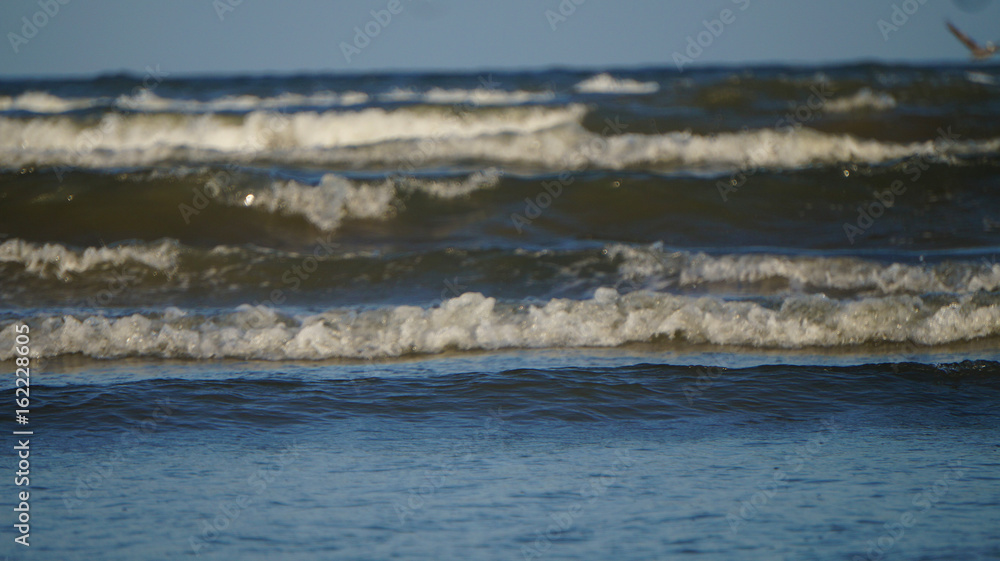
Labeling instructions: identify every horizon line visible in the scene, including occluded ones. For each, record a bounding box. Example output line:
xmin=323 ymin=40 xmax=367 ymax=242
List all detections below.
xmin=1 ymin=57 xmax=996 ymax=82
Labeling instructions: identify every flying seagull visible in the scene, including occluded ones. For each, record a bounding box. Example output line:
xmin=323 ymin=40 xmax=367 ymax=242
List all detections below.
xmin=946 ymin=20 xmax=997 ymax=59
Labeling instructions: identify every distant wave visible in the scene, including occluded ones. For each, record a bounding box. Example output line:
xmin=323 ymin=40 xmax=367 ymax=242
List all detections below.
xmin=824 ymin=88 xmax=897 ymax=113
xmin=3 ymin=288 xmax=998 ymax=359
xmin=574 ymin=73 xmax=660 ymax=94
xmin=379 ymin=87 xmax=556 ymax=106
xmin=117 ymin=91 xmax=372 ymax=112
xmin=966 ymin=71 xmax=998 ymax=86
xmin=0 ymin=91 xmax=97 ymax=113
xmin=0 ymin=105 xmax=585 ymax=163
xmin=0 ymin=87 xmax=557 ymax=115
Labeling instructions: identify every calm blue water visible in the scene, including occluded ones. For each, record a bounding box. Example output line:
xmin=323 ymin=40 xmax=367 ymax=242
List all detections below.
xmin=2 ymin=64 xmax=1000 ymax=560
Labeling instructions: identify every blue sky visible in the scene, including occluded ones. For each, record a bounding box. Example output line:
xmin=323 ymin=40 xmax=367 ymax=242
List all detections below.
xmin=1 ymin=0 xmax=998 ymax=77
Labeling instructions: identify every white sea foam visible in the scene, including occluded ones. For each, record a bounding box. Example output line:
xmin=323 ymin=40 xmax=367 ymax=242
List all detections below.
xmin=2 ymin=108 xmax=996 ymax=171
xmin=114 ymin=91 xmax=372 ymax=112
xmin=1 ymin=87 xmax=554 ymax=116
xmin=402 ymin=168 xmax=504 ymax=198
xmin=608 ymin=244 xmax=1000 ymax=295
xmin=0 ymin=91 xmax=97 ymax=113
xmin=0 ymin=239 xmax=180 ymax=281
xmin=0 ymin=105 xmax=585 ymax=165
xmin=379 ymin=87 xmax=556 ymax=105
xmin=966 ymin=72 xmax=998 ymax=86
xmin=825 ymin=88 xmax=897 ymax=113
xmin=250 ymin=175 xmax=397 ymax=231
xmin=3 ymin=289 xmax=998 ymax=360
xmin=574 ymin=73 xmax=660 ymax=94
xmin=327 ymin=126 xmax=997 ymax=172
xmin=124 ymin=88 xmax=552 ymax=111
xmin=244 ymin=170 xmax=502 ymax=230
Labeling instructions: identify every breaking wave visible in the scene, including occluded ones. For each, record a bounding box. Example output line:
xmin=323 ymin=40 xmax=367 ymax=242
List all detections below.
xmin=3 ymin=237 xmax=998 ymax=300
xmin=378 ymin=87 xmax=556 ymax=106
xmin=244 ymin=169 xmax=503 ymax=230
xmin=3 ymin=288 xmax=998 ymax=360
xmin=0 ymin=87 xmax=557 ymax=115
xmin=609 ymin=244 xmax=1000 ymax=295
xmin=0 ymin=238 xmax=180 ymax=281
xmin=574 ymin=73 xmax=660 ymax=94
xmin=824 ymin=88 xmax=898 ymax=113
xmin=3 ymin=107 xmax=996 ymax=172
xmin=0 ymin=91 xmax=97 ymax=113
xmin=0 ymin=105 xmax=586 ymax=166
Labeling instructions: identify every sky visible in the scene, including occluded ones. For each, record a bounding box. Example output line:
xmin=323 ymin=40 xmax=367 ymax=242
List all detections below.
xmin=1 ymin=0 xmax=998 ymax=77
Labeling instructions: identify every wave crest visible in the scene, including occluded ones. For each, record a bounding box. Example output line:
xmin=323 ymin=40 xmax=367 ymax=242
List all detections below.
xmin=3 ymin=289 xmax=998 ymax=360
xmin=2 ymin=106 xmax=996 ymax=172
xmin=608 ymin=244 xmax=1000 ymax=295
xmin=0 ymin=239 xmax=180 ymax=281
xmin=574 ymin=73 xmax=660 ymax=94
xmin=825 ymin=88 xmax=897 ymax=113
xmin=244 ymin=169 xmax=503 ymax=230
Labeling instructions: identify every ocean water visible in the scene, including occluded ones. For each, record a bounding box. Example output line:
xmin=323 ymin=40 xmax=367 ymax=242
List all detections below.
xmin=1 ymin=64 xmax=1000 ymax=560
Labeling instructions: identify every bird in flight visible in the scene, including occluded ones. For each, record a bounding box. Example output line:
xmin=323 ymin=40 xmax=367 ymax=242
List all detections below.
xmin=946 ymin=20 xmax=997 ymax=59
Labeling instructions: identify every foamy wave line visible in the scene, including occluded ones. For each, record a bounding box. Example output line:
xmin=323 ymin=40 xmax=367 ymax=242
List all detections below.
xmin=2 ymin=289 xmax=997 ymax=360
xmin=0 ymin=239 xmax=180 ymax=281
xmin=115 ymin=91 xmax=372 ymax=112
xmin=242 ymin=169 xmax=503 ymax=230
xmin=574 ymin=73 xmax=660 ymax=94
xmin=5 ymin=236 xmax=996 ymax=296
xmin=4 ymin=111 xmax=995 ymax=172
xmin=824 ymin=88 xmax=897 ymax=113
xmin=609 ymin=244 xmax=1000 ymax=295
xmin=378 ymin=87 xmax=556 ymax=106
xmin=0 ymin=91 xmax=370 ymax=114
xmin=0 ymin=87 xmax=556 ymax=115
xmin=0 ymin=105 xmax=585 ymax=157
xmin=0 ymin=91 xmax=97 ymax=113
xmin=315 ymin=126 xmax=997 ymax=172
